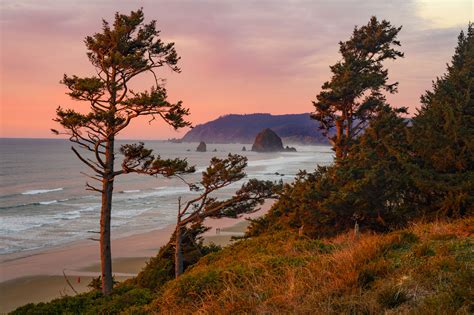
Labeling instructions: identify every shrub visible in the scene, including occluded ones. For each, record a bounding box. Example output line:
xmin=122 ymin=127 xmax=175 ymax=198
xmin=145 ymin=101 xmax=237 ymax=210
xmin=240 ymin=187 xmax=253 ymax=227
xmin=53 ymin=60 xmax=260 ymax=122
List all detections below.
xmin=377 ymin=285 xmax=410 ymax=309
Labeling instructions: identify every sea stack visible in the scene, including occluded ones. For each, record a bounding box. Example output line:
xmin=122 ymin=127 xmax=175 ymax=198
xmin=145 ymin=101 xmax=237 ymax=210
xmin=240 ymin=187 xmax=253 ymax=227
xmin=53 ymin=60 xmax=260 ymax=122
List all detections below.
xmin=251 ymin=128 xmax=297 ymax=152
xmin=251 ymin=128 xmax=284 ymax=152
xmin=196 ymin=141 xmax=207 ymax=152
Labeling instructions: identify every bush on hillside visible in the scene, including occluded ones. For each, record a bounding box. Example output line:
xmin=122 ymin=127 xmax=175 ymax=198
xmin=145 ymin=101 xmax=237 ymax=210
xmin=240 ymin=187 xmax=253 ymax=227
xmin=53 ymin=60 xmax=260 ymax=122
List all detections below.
xmin=135 ymin=223 xmax=221 ymax=291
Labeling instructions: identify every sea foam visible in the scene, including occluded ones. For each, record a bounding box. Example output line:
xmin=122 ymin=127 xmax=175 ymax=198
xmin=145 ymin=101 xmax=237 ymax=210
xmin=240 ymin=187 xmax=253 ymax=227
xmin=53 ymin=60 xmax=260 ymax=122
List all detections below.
xmin=39 ymin=200 xmax=58 ymax=205
xmin=21 ymin=188 xmax=63 ymax=195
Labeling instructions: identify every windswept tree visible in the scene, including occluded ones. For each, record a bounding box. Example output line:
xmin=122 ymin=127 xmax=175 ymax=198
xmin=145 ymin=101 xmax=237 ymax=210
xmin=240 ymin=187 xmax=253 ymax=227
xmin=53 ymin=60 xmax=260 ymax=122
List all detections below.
xmin=311 ymin=16 xmax=404 ymax=160
xmin=52 ymin=9 xmax=193 ymax=295
xmin=174 ymin=154 xmax=281 ymax=277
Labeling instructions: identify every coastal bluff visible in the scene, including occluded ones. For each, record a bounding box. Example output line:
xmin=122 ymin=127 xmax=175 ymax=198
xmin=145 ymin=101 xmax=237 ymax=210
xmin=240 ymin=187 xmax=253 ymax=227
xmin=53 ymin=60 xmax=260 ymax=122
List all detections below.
xmin=181 ymin=113 xmax=330 ymax=144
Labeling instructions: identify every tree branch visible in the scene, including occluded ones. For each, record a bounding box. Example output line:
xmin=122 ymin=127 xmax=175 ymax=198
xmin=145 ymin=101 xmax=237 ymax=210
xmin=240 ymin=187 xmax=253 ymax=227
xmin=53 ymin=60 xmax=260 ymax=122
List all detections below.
xmin=71 ymin=146 xmax=104 ymax=175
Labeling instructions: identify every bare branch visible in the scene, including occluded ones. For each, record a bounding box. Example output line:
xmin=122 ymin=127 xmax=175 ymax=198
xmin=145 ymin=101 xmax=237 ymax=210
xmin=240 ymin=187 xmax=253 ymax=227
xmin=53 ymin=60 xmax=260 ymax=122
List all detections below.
xmin=71 ymin=146 xmax=104 ymax=175
xmin=86 ymin=182 xmax=103 ymax=193
xmin=80 ymin=172 xmax=102 ymax=182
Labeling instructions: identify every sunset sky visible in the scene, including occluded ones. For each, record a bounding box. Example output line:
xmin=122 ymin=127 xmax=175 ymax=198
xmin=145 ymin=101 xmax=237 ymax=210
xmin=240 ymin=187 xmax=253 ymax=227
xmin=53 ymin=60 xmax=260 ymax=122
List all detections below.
xmin=1 ymin=0 xmax=472 ymax=139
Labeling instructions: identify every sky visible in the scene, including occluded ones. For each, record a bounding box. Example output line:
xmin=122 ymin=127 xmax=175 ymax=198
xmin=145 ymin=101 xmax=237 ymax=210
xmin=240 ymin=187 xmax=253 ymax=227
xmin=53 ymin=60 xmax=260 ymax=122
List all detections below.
xmin=0 ymin=0 xmax=472 ymax=139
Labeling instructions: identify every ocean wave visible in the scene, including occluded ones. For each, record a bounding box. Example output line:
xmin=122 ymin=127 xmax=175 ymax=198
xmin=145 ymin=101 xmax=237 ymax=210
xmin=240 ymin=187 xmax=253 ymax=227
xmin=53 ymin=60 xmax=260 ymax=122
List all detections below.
xmin=21 ymin=188 xmax=63 ymax=195
xmin=113 ymin=207 xmax=153 ymax=219
xmin=39 ymin=200 xmax=58 ymax=205
xmin=77 ymin=205 xmax=99 ymax=212
xmin=120 ymin=190 xmax=141 ymax=193
xmin=247 ymin=154 xmax=315 ymax=168
xmin=0 ymin=201 xmax=54 ymax=210
xmin=118 ymin=186 xmax=192 ymax=201
xmin=0 ymin=198 xmax=72 ymax=210
xmin=0 ymin=209 xmax=83 ymax=233
xmin=53 ymin=210 xmax=81 ymax=220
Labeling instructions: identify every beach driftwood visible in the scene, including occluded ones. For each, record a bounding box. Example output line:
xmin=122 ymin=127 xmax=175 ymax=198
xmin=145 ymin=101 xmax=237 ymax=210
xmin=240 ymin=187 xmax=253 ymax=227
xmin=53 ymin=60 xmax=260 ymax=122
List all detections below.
xmin=62 ymin=269 xmax=78 ymax=295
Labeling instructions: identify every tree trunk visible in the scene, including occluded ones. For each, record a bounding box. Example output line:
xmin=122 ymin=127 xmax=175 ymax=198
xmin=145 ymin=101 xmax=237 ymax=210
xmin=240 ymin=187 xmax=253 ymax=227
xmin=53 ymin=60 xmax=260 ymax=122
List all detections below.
xmin=100 ymin=137 xmax=114 ymax=295
xmin=335 ymin=119 xmax=343 ymax=160
xmin=345 ymin=116 xmax=352 ymax=158
xmin=175 ymin=223 xmax=184 ymax=278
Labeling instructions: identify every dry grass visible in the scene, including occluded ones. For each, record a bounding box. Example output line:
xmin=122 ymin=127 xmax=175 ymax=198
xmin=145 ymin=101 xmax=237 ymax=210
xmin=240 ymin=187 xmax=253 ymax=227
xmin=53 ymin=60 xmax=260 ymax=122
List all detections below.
xmin=145 ymin=217 xmax=473 ymax=314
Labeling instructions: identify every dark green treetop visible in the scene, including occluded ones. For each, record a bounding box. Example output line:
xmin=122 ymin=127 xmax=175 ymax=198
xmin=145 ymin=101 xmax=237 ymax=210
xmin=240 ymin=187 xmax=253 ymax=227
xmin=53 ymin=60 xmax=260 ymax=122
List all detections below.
xmin=52 ymin=8 xmax=192 ymax=183
xmin=409 ymin=23 xmax=474 ymax=217
xmin=311 ymin=16 xmax=404 ymax=159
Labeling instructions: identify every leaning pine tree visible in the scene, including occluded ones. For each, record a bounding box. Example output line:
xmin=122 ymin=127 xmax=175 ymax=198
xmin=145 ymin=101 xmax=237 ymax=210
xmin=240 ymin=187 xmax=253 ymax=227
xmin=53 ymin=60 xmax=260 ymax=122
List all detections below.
xmin=52 ymin=9 xmax=193 ymax=295
xmin=311 ymin=16 xmax=404 ymax=160
xmin=173 ymin=154 xmax=280 ymax=277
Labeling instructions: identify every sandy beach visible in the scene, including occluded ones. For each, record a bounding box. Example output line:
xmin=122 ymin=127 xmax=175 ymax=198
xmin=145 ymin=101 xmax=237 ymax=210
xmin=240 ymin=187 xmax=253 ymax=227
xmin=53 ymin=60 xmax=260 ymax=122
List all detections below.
xmin=0 ymin=204 xmax=271 ymax=313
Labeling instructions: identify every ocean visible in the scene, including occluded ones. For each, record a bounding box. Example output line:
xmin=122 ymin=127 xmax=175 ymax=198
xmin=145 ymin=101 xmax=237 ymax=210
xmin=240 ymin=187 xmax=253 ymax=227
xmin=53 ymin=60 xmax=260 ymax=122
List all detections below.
xmin=0 ymin=138 xmax=333 ymax=255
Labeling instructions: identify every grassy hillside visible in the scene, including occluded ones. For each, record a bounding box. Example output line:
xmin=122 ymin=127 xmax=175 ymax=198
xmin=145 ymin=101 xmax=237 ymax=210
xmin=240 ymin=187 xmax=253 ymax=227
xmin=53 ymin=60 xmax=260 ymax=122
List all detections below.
xmin=14 ymin=218 xmax=472 ymax=314
xmin=150 ymin=218 xmax=473 ymax=314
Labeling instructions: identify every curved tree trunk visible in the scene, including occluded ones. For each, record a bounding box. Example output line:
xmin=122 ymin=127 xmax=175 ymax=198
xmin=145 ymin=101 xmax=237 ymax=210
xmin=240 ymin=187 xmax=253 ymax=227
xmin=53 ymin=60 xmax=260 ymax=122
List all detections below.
xmin=175 ymin=223 xmax=184 ymax=278
xmin=100 ymin=137 xmax=114 ymax=295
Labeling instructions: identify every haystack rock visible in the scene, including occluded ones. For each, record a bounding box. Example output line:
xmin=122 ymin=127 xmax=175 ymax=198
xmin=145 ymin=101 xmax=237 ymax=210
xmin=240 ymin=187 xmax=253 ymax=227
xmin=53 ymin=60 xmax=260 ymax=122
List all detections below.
xmin=251 ymin=128 xmax=297 ymax=152
xmin=196 ymin=141 xmax=207 ymax=152
xmin=251 ymin=128 xmax=283 ymax=152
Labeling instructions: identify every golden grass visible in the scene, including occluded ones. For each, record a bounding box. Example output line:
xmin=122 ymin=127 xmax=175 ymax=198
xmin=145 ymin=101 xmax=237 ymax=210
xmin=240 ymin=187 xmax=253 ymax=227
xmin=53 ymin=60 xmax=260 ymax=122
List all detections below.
xmin=148 ymin=217 xmax=473 ymax=314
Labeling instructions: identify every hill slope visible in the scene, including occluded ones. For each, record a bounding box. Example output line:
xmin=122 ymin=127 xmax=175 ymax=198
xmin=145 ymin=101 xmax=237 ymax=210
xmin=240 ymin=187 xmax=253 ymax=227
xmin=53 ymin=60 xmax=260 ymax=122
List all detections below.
xmin=181 ymin=113 xmax=330 ymax=144
xmin=151 ymin=218 xmax=473 ymax=314
xmin=13 ymin=218 xmax=473 ymax=314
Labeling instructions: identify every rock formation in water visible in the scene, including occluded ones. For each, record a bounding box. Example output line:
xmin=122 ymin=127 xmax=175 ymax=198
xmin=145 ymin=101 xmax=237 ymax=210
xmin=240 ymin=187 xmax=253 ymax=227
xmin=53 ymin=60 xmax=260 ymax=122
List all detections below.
xmin=251 ymin=129 xmax=297 ymax=152
xmin=196 ymin=141 xmax=207 ymax=152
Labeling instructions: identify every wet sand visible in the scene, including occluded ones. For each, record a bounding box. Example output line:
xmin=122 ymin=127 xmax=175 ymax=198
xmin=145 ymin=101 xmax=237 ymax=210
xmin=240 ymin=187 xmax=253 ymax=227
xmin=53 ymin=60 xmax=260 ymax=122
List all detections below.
xmin=0 ymin=204 xmax=270 ymax=313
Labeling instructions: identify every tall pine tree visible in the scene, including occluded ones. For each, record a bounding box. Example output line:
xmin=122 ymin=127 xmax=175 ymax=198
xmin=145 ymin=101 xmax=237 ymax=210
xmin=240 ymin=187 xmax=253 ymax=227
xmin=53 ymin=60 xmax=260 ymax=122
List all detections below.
xmin=311 ymin=17 xmax=403 ymax=160
xmin=52 ymin=9 xmax=193 ymax=295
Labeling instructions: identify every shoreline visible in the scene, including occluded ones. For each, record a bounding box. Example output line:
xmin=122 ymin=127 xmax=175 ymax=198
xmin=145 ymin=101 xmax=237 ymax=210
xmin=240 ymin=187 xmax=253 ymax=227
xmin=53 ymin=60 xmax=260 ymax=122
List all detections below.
xmin=0 ymin=203 xmax=272 ymax=313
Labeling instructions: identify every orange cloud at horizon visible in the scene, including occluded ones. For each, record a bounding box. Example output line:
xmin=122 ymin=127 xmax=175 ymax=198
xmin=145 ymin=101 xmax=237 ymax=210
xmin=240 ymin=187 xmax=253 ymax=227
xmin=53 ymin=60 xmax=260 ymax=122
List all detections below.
xmin=1 ymin=1 xmax=469 ymax=139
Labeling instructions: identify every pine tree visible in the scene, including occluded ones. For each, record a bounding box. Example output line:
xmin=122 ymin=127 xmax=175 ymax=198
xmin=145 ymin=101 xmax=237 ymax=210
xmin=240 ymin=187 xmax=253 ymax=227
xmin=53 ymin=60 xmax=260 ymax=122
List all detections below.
xmin=311 ymin=17 xmax=404 ymax=160
xmin=174 ymin=154 xmax=280 ymax=277
xmin=409 ymin=23 xmax=474 ymax=217
xmin=52 ymin=9 xmax=192 ymax=295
